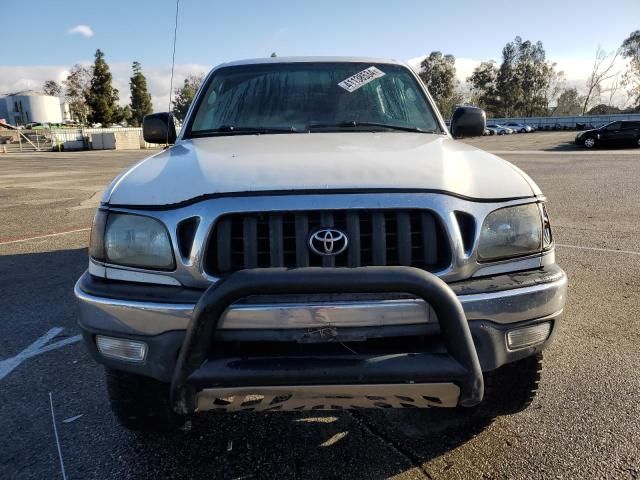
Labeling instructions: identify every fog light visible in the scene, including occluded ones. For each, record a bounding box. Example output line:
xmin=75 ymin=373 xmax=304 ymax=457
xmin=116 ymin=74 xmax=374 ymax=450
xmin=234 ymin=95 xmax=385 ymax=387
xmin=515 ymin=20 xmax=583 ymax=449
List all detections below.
xmin=96 ymin=335 xmax=147 ymax=362
xmin=506 ymin=322 xmax=551 ymax=350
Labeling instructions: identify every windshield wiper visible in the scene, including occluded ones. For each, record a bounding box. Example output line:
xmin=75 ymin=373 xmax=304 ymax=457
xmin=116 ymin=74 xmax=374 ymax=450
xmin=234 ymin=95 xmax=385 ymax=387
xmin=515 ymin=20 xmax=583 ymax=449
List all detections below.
xmin=307 ymin=121 xmax=436 ymax=133
xmin=190 ymin=125 xmax=299 ymax=136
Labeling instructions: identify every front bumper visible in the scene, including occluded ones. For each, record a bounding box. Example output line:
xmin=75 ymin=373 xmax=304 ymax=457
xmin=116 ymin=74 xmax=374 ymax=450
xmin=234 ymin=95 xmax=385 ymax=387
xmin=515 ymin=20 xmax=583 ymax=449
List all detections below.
xmin=75 ymin=265 xmax=566 ymax=412
xmin=75 ymin=265 xmax=567 ymax=335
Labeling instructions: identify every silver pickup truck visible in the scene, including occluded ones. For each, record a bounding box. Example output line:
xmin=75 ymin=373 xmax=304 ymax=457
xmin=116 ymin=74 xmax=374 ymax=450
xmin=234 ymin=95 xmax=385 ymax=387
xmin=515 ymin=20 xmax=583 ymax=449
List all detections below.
xmin=74 ymin=57 xmax=567 ymax=432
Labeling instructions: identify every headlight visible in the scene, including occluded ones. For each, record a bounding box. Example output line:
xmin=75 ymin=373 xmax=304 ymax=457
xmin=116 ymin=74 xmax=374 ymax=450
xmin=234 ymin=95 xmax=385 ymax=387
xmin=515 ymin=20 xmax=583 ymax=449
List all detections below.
xmin=477 ymin=204 xmax=543 ymax=261
xmin=92 ymin=213 xmax=175 ymax=270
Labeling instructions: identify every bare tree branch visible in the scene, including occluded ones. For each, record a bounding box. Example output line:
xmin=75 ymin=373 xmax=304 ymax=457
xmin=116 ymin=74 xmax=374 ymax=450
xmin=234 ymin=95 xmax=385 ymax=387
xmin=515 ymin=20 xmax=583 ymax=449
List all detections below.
xmin=582 ymin=46 xmax=620 ymax=114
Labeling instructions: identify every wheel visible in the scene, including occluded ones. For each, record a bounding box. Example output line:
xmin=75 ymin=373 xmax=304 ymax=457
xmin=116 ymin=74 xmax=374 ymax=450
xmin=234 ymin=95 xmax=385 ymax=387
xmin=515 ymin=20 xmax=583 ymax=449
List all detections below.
xmin=636 ymin=136 xmax=640 ymax=148
xmin=584 ymin=137 xmax=596 ymax=148
xmin=105 ymin=368 xmax=187 ymax=432
xmin=464 ymin=353 xmax=543 ymax=418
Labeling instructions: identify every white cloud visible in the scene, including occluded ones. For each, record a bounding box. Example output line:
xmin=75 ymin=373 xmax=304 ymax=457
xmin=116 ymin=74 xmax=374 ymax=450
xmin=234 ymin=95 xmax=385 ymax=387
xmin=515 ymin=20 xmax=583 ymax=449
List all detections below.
xmin=0 ymin=66 xmax=71 ymax=95
xmin=67 ymin=25 xmax=94 ymax=38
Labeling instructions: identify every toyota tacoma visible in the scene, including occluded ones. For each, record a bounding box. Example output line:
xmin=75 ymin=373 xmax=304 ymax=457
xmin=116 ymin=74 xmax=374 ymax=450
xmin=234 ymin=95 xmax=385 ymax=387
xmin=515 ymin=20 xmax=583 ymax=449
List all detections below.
xmin=75 ymin=57 xmax=567 ymax=431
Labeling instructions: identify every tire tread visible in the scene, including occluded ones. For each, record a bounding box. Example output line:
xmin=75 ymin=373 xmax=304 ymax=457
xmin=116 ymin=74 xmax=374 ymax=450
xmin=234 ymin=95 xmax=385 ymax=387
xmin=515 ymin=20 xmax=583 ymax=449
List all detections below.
xmin=469 ymin=353 xmax=543 ymax=418
xmin=105 ymin=368 xmax=186 ymax=432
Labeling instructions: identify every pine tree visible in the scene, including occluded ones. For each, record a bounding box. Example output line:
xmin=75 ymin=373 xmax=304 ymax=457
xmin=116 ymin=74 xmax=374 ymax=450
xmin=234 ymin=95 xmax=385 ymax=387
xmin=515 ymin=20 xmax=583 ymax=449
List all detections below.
xmin=129 ymin=61 xmax=153 ymax=126
xmin=86 ymin=49 xmax=119 ymax=125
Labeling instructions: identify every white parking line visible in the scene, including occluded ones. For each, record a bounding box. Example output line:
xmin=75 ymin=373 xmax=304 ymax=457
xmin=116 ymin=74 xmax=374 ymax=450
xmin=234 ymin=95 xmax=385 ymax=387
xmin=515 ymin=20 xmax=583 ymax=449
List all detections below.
xmin=556 ymin=243 xmax=640 ymax=256
xmin=0 ymin=228 xmax=90 ymax=246
xmin=490 ymin=150 xmax=640 ymax=155
xmin=0 ymin=328 xmax=82 ymax=382
xmin=49 ymin=392 xmax=68 ymax=480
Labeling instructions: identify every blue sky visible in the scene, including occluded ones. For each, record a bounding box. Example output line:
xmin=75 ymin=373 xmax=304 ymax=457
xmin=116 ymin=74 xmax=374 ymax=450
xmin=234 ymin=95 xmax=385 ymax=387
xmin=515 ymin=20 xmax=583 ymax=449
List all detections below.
xmin=1 ymin=0 xmax=638 ymax=109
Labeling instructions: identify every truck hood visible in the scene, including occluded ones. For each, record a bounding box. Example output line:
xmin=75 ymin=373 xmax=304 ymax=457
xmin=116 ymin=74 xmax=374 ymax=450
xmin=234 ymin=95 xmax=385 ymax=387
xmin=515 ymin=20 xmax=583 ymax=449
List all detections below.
xmin=104 ymin=133 xmax=541 ymax=206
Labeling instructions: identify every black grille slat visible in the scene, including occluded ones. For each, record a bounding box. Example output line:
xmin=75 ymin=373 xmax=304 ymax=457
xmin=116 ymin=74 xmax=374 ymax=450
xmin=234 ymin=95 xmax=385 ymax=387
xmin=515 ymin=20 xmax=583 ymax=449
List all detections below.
xmin=371 ymin=212 xmax=386 ymax=266
xmin=294 ymin=214 xmax=309 ymax=267
xmin=269 ymin=214 xmax=284 ymax=267
xmin=396 ymin=212 xmax=412 ymax=266
xmin=346 ymin=212 xmax=361 ymax=267
xmin=243 ymin=216 xmax=258 ymax=268
xmin=216 ymin=217 xmax=232 ymax=272
xmin=206 ymin=209 xmax=449 ymax=275
xmin=321 ymin=212 xmax=334 ymax=227
xmin=420 ymin=212 xmax=437 ymax=265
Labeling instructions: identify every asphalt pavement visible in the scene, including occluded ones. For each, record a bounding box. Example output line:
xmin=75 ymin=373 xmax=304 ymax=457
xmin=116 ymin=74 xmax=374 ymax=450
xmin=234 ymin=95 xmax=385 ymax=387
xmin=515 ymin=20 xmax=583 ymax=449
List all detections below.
xmin=0 ymin=137 xmax=639 ymax=479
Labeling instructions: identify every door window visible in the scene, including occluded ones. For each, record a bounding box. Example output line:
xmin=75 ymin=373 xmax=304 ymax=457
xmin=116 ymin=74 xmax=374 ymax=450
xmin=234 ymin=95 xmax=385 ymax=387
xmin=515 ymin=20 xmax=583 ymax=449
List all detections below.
xmin=621 ymin=122 xmax=639 ymax=130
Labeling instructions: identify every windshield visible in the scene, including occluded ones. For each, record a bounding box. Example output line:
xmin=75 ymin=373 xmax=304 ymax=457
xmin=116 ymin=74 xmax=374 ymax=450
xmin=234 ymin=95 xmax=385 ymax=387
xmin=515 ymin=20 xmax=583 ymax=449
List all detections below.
xmin=187 ymin=62 xmax=442 ymax=137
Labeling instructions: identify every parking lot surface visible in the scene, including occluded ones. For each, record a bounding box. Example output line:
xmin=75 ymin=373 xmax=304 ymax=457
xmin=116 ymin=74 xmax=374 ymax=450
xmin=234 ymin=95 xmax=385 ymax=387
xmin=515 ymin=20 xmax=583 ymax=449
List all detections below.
xmin=465 ymin=131 xmax=579 ymax=151
xmin=1 ymin=139 xmax=639 ymax=479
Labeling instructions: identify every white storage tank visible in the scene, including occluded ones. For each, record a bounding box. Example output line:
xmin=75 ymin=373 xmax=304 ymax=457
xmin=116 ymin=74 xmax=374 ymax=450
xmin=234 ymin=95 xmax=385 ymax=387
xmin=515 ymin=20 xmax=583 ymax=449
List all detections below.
xmin=0 ymin=91 xmax=63 ymax=125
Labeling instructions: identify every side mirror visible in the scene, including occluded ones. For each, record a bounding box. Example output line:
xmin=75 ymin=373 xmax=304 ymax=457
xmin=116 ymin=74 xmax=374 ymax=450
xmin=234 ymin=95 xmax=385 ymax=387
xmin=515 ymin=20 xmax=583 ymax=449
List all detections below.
xmin=450 ymin=106 xmax=486 ymax=139
xmin=143 ymin=112 xmax=177 ymax=144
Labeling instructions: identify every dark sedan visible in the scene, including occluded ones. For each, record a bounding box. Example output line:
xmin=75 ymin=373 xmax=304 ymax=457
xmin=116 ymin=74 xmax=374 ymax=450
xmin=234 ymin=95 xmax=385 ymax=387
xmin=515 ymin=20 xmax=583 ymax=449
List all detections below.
xmin=575 ymin=120 xmax=640 ymax=148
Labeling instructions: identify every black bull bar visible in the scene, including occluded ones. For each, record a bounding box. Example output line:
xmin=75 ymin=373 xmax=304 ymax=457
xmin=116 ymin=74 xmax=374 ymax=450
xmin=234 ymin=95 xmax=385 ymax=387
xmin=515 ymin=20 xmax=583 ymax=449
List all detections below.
xmin=170 ymin=267 xmax=484 ymax=414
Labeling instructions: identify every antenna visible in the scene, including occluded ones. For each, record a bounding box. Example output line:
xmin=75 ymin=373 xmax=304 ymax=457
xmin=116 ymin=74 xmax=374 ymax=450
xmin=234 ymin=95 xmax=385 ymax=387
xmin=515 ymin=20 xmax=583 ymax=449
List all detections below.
xmin=167 ymin=0 xmax=180 ymax=145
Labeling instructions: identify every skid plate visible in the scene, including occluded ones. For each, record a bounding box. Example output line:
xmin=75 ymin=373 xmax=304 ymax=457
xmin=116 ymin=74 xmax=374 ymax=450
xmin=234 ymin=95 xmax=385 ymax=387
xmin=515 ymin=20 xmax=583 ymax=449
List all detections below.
xmin=195 ymin=383 xmax=460 ymax=412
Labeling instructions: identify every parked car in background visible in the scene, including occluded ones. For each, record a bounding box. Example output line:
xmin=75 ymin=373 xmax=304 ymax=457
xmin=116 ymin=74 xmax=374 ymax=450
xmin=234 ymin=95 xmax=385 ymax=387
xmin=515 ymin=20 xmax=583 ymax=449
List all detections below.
xmin=485 ymin=126 xmax=498 ymax=135
xmin=482 ymin=127 xmax=494 ymax=136
xmin=486 ymin=124 xmax=514 ymax=135
xmin=504 ymin=122 xmax=533 ymax=133
xmin=575 ymin=121 xmax=640 ymax=148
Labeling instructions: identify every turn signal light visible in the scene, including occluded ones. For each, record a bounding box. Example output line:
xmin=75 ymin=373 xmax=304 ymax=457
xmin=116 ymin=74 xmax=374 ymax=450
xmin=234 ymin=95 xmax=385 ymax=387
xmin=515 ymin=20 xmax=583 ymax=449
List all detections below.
xmin=506 ymin=322 xmax=551 ymax=350
xmin=96 ymin=335 xmax=147 ymax=362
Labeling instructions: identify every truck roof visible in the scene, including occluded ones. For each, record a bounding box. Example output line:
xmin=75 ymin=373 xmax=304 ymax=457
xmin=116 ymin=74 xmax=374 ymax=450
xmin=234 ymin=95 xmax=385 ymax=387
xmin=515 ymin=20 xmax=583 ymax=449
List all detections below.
xmin=219 ymin=56 xmax=407 ymax=68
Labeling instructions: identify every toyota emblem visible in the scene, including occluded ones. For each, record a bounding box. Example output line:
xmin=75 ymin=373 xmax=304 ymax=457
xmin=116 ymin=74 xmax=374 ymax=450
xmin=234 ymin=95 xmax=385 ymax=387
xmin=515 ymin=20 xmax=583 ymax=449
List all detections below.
xmin=308 ymin=228 xmax=349 ymax=256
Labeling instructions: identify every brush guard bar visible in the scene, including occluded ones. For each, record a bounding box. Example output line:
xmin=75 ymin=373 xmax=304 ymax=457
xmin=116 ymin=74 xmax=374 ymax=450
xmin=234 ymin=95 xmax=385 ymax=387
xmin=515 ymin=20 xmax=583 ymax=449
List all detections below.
xmin=170 ymin=267 xmax=484 ymax=414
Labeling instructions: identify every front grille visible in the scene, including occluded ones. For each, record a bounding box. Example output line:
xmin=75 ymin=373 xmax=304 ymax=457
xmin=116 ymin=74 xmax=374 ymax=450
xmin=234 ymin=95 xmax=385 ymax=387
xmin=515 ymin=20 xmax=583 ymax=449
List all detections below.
xmin=205 ymin=209 xmax=451 ymax=275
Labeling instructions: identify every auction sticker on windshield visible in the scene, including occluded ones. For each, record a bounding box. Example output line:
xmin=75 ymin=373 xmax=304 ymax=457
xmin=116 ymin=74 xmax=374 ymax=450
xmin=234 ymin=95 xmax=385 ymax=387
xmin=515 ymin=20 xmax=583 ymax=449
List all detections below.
xmin=338 ymin=66 xmax=386 ymax=92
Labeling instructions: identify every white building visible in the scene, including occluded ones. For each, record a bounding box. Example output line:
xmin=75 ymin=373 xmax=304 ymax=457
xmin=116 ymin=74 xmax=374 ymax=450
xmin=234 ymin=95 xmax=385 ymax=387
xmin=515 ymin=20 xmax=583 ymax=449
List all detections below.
xmin=0 ymin=91 xmax=69 ymax=126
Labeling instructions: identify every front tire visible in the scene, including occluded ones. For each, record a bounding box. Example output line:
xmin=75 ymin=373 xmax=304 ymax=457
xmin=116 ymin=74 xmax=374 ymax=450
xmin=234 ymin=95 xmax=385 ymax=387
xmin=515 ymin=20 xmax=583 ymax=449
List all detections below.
xmin=584 ymin=137 xmax=596 ymax=148
xmin=466 ymin=353 xmax=543 ymax=418
xmin=105 ymin=368 xmax=186 ymax=432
